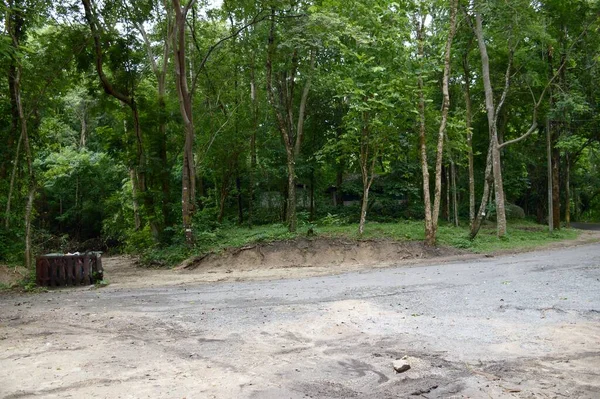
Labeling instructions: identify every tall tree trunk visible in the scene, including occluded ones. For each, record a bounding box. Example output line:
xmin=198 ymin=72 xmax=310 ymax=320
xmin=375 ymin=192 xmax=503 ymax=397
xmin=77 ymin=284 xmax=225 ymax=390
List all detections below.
xmin=16 ymin=60 xmax=35 ymax=268
xmin=309 ymin=168 xmax=315 ymax=222
xmin=359 ymin=184 xmax=370 ymax=236
xmin=431 ymin=4 xmax=457 ymax=237
xmin=470 ymin=142 xmax=494 ymax=239
xmin=123 ymin=119 xmax=142 ymax=230
xmin=474 ymin=9 xmax=507 ymax=238
xmin=158 ymin=95 xmax=171 ymax=228
xmin=172 ymin=0 xmax=197 ymax=245
xmin=248 ymin=59 xmax=258 ymax=228
xmin=358 ymin=155 xmax=376 ymax=236
xmin=546 ymin=118 xmax=554 ymax=232
xmin=135 ymin=6 xmax=173 ymax=231
xmin=451 ymin=160 xmax=458 ymax=227
xmin=358 ymin=112 xmax=377 ymax=236
xmin=4 ymin=129 xmax=22 ymax=229
xmin=285 ymin=149 xmax=297 ymax=232
xmin=574 ymin=187 xmax=579 ymax=222
xmin=265 ymin=10 xmax=315 ymax=233
xmin=3 ymin=64 xmax=19 ymax=180
xmin=565 ymin=152 xmax=571 ymax=228
xmin=129 ymin=168 xmax=142 ymax=230
xmin=79 ymin=103 xmax=87 ymax=148
xmin=415 ymin=15 xmax=434 ymax=246
xmin=155 ymin=50 xmax=171 ymax=231
xmin=444 ymin=165 xmax=450 ymax=222
xmin=463 ymin=50 xmax=475 ymax=228
xmin=415 ymin=0 xmax=458 ymax=246
xmin=236 ymin=175 xmax=243 ymax=225
xmin=22 ymin=117 xmax=35 ymax=270
xmin=552 ymin=127 xmax=561 ymax=229
xmin=8 ymin=4 xmax=35 ymax=268
xmin=218 ymin=187 xmax=228 ymax=224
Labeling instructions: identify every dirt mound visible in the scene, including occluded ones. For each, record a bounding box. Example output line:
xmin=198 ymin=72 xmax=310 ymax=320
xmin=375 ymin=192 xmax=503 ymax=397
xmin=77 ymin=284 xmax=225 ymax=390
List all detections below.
xmin=0 ymin=265 xmax=28 ymax=287
xmin=179 ymin=238 xmax=463 ymax=271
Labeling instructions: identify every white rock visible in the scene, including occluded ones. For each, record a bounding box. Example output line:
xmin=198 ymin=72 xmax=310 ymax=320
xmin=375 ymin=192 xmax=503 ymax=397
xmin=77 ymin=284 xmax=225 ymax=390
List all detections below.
xmin=393 ymin=357 xmax=411 ymax=373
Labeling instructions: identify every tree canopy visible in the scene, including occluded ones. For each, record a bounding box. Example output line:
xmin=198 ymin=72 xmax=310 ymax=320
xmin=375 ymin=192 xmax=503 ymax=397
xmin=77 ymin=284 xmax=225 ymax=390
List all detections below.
xmin=1 ymin=0 xmax=599 ymax=266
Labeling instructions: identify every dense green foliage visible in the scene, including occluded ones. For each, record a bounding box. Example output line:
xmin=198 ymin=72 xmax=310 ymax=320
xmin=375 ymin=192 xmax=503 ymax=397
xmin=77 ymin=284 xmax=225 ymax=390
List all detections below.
xmin=0 ymin=0 xmax=598 ymax=265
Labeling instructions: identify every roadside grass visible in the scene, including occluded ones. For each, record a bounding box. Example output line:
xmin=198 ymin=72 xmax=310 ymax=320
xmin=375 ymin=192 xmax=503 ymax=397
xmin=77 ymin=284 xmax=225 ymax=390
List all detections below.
xmin=0 ymin=267 xmax=41 ymax=293
xmin=141 ymin=220 xmax=581 ymax=267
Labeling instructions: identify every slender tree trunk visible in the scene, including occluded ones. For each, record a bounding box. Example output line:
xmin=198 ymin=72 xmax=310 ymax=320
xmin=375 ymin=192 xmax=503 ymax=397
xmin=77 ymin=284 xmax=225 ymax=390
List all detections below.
xmin=157 ymin=59 xmax=171 ymax=230
xmin=4 ymin=129 xmax=22 ymax=229
xmin=431 ymin=13 xmax=457 ymax=237
xmin=285 ymin=149 xmax=297 ymax=232
xmin=158 ymin=95 xmax=171 ymax=228
xmin=358 ymin=112 xmax=377 ymax=236
xmin=236 ymin=175 xmax=243 ymax=225
xmin=79 ymin=104 xmax=87 ymax=148
xmin=442 ymin=165 xmax=452 ymax=223
xmin=15 ymin=63 xmax=35 ymax=268
xmin=574 ymin=187 xmax=579 ymax=222
xmin=218 ymin=187 xmax=228 ymax=224
xmin=123 ymin=119 xmax=141 ymax=231
xmin=463 ymin=50 xmax=475 ymax=228
xmin=552 ymin=136 xmax=561 ymax=229
xmin=565 ymin=152 xmax=571 ymax=228
xmin=547 ymin=118 xmax=554 ymax=232
xmin=470 ymin=142 xmax=494 ymax=239
xmin=309 ymin=168 xmax=315 ymax=221
xmin=24 ymin=184 xmax=35 ymax=269
xmin=172 ymin=0 xmax=197 ymax=245
xmin=3 ymin=64 xmax=19 ymax=180
xmin=451 ymin=160 xmax=458 ymax=227
xmin=265 ymin=10 xmax=315 ymax=233
xmin=129 ymin=169 xmax=142 ymax=230
xmin=415 ymin=16 xmax=434 ymax=246
xmin=135 ymin=7 xmax=173 ymax=231
xmin=5 ymin=8 xmax=24 ymax=227
xmin=248 ymin=62 xmax=258 ymax=228
xmin=359 ymin=185 xmax=370 ymax=236
xmin=415 ymin=0 xmax=458 ymax=246
xmin=474 ymin=10 xmax=507 ymax=238
xmin=8 ymin=8 xmax=35 ymax=268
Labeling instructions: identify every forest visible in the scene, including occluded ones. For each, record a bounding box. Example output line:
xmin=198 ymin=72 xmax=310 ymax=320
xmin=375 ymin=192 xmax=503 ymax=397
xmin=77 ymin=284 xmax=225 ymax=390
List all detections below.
xmin=1 ymin=0 xmax=599 ymax=268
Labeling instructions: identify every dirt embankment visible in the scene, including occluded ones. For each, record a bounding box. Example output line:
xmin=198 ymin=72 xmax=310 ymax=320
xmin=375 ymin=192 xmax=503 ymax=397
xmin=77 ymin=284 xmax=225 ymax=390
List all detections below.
xmin=0 ymin=265 xmax=28 ymax=287
xmin=178 ymin=238 xmax=464 ymax=271
xmin=89 ymin=239 xmax=469 ymax=290
xmin=4 ymin=230 xmax=598 ymax=291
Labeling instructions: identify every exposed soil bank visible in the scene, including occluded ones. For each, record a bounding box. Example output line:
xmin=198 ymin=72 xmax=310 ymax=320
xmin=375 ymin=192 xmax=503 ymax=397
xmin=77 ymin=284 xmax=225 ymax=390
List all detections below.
xmin=0 ymin=265 xmax=28 ymax=287
xmin=1 ymin=230 xmax=598 ymax=291
xmin=178 ymin=238 xmax=464 ymax=271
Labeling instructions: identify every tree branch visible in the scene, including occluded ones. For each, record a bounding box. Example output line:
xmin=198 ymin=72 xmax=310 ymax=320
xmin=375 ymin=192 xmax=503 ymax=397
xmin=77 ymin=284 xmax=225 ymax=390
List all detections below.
xmin=81 ymin=0 xmax=132 ymax=106
xmin=189 ymin=9 xmax=270 ymax=95
xmin=294 ymin=48 xmax=316 ymax=157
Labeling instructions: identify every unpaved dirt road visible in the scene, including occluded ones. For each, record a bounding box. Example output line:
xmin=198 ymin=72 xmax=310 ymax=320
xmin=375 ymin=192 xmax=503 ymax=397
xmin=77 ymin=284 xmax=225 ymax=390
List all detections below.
xmin=1 ymin=243 xmax=600 ymax=398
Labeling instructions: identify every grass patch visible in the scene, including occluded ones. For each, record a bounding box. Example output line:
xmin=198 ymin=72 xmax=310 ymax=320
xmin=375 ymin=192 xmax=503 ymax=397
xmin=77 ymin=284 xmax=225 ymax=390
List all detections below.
xmin=0 ymin=268 xmax=48 ymax=293
xmin=141 ymin=220 xmax=581 ymax=268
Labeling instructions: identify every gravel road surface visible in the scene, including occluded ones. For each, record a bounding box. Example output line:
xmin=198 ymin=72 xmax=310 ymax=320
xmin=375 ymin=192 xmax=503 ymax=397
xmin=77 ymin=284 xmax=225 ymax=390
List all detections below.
xmin=1 ymin=243 xmax=600 ymax=398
